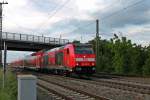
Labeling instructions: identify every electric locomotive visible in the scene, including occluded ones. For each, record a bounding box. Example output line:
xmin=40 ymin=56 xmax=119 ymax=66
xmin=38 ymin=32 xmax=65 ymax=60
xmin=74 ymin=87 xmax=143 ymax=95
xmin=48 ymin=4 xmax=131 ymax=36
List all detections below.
xmin=62 ymin=43 xmax=96 ymax=75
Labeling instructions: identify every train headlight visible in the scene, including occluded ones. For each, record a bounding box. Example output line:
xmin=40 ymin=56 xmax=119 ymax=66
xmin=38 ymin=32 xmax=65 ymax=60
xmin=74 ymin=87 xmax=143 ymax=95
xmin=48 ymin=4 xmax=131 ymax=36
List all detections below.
xmin=92 ymin=63 xmax=95 ymax=66
xmin=70 ymin=69 xmax=73 ymax=71
xmin=76 ymin=63 xmax=79 ymax=66
xmin=92 ymin=67 xmax=96 ymax=70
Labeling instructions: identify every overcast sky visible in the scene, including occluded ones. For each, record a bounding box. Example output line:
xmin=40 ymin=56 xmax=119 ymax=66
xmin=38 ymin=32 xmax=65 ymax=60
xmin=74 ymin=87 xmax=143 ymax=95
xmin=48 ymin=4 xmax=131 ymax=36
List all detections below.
xmin=1 ymin=0 xmax=150 ymax=62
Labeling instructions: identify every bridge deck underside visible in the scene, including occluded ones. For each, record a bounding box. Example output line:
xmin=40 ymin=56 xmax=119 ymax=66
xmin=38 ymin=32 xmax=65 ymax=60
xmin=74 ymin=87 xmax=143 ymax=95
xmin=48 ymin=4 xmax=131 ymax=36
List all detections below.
xmin=0 ymin=39 xmax=62 ymax=51
xmin=0 ymin=32 xmax=69 ymax=51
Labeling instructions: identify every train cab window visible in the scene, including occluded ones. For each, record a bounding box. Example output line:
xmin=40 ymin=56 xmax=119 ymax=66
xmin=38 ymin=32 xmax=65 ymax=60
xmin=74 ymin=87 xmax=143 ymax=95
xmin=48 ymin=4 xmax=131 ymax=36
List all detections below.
xmin=75 ymin=46 xmax=94 ymax=54
xmin=67 ymin=48 xmax=69 ymax=54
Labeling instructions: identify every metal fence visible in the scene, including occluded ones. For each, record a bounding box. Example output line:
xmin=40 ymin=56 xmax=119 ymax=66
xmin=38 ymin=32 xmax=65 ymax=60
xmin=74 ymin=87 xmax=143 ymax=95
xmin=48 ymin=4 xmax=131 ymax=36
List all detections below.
xmin=2 ymin=32 xmax=69 ymax=45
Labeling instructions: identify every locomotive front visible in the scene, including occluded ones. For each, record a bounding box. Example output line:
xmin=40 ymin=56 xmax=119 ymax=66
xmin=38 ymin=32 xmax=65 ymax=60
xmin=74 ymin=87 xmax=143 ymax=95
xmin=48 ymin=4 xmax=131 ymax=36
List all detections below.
xmin=73 ymin=44 xmax=96 ymax=75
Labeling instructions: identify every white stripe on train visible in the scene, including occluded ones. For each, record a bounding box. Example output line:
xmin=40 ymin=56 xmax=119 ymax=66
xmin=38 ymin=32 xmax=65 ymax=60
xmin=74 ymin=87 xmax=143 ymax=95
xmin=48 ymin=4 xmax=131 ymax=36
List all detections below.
xmin=75 ymin=58 xmax=95 ymax=61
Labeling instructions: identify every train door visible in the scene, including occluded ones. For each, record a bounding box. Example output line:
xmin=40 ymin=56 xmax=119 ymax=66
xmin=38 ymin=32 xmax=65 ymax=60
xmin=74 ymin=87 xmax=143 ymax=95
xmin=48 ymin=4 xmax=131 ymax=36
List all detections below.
xmin=64 ymin=49 xmax=67 ymax=66
xmin=36 ymin=56 xmax=41 ymax=68
xmin=43 ymin=54 xmax=49 ymax=67
xmin=66 ymin=48 xmax=70 ymax=66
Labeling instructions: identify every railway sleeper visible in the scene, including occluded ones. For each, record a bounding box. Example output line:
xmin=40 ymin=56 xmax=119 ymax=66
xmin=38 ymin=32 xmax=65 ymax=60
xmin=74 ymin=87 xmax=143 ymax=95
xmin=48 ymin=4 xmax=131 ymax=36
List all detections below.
xmin=38 ymin=79 xmax=97 ymax=100
xmin=39 ymin=77 xmax=111 ymax=100
xmin=38 ymin=85 xmax=64 ymax=100
xmin=95 ymin=80 xmax=150 ymax=95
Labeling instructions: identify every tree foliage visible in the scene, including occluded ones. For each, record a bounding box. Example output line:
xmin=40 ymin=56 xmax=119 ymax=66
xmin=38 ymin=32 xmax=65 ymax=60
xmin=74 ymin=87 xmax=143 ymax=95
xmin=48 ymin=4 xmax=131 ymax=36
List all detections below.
xmin=89 ymin=34 xmax=150 ymax=76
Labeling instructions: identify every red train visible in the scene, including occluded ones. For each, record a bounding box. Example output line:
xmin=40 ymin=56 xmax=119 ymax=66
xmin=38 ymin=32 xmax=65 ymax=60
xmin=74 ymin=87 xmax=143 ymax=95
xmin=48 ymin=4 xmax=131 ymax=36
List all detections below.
xmin=11 ymin=43 xmax=96 ymax=76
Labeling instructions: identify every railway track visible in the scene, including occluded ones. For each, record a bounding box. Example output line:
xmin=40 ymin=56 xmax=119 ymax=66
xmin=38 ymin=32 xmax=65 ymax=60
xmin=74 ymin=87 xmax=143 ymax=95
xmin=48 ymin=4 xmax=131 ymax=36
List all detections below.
xmin=38 ymin=85 xmax=65 ymax=100
xmin=14 ymin=69 xmax=150 ymax=100
xmin=37 ymin=73 xmax=150 ymax=95
xmin=92 ymin=77 xmax=150 ymax=95
xmin=38 ymin=77 xmax=111 ymax=100
xmin=93 ymin=73 xmax=150 ymax=85
xmin=39 ymin=73 xmax=150 ymax=95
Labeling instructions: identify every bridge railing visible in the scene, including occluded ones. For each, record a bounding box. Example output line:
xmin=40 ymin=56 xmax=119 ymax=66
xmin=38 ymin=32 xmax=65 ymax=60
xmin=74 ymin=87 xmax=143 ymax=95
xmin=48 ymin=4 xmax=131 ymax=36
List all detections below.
xmin=2 ymin=32 xmax=69 ymax=45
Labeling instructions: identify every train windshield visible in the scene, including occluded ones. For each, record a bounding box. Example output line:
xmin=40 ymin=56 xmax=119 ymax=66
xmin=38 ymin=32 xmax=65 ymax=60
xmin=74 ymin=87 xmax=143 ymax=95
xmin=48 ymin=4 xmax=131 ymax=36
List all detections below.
xmin=75 ymin=46 xmax=94 ymax=54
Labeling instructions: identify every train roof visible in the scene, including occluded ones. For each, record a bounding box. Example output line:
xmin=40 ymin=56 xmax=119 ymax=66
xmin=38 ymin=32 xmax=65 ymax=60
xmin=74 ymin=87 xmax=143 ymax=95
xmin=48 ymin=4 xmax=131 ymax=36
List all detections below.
xmin=30 ymin=43 xmax=93 ymax=55
xmin=46 ymin=46 xmax=65 ymax=52
xmin=73 ymin=43 xmax=92 ymax=47
xmin=30 ymin=49 xmax=49 ymax=56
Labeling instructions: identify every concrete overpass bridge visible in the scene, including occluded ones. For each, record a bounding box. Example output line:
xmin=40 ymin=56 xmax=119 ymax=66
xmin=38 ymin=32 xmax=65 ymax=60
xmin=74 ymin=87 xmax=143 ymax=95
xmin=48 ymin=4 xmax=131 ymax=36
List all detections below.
xmin=0 ymin=32 xmax=69 ymax=51
xmin=0 ymin=32 xmax=69 ymax=66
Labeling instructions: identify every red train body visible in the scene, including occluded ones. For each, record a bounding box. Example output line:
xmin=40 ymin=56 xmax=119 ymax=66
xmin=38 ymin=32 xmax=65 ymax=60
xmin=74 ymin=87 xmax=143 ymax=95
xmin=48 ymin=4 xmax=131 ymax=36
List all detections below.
xmin=11 ymin=43 xmax=96 ymax=75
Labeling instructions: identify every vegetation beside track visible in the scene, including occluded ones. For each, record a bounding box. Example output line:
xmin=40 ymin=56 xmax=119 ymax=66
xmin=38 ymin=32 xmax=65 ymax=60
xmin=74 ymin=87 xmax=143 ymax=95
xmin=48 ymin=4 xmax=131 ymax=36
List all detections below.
xmin=0 ymin=68 xmax=17 ymax=100
xmin=88 ymin=34 xmax=150 ymax=76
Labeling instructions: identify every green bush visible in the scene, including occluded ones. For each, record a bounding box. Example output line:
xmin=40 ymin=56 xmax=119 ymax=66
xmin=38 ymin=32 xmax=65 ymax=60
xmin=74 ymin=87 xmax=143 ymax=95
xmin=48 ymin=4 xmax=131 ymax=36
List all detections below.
xmin=0 ymin=68 xmax=17 ymax=100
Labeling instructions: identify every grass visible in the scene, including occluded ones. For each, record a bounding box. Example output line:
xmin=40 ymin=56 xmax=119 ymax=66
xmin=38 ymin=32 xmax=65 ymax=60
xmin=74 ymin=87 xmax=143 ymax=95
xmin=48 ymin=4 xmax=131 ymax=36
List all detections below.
xmin=0 ymin=68 xmax=17 ymax=100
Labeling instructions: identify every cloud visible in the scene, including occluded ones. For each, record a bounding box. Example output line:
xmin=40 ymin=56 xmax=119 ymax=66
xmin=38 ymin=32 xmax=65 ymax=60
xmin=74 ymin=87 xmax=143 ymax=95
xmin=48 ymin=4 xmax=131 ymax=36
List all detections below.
xmin=1 ymin=0 xmax=150 ymax=62
xmin=2 ymin=51 xmax=33 ymax=63
xmin=98 ymin=0 xmax=150 ymax=30
xmin=3 ymin=0 xmax=47 ymax=33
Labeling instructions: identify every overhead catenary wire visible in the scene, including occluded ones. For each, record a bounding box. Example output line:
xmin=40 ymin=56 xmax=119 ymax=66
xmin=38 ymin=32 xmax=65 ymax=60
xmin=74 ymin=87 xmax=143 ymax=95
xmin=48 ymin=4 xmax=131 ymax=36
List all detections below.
xmin=63 ymin=0 xmax=122 ymax=35
xmin=65 ymin=0 xmax=144 ymax=35
xmin=38 ymin=0 xmax=121 ymax=34
xmin=3 ymin=0 xmax=71 ymax=35
xmin=37 ymin=0 xmax=72 ymax=33
xmin=65 ymin=21 xmax=95 ymax=34
xmin=3 ymin=0 xmax=144 ymax=40
xmin=101 ymin=0 xmax=144 ymax=21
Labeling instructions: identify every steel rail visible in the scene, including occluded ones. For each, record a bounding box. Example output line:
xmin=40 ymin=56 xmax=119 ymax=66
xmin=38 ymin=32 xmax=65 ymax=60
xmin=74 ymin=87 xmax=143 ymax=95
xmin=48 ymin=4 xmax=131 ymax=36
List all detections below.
xmin=38 ymin=77 xmax=111 ymax=100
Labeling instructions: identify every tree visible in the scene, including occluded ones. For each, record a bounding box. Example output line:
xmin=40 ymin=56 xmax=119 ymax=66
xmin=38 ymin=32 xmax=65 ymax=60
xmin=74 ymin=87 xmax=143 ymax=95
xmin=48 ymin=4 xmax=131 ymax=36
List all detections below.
xmin=88 ymin=34 xmax=148 ymax=76
xmin=143 ymin=46 xmax=150 ymax=75
xmin=72 ymin=40 xmax=80 ymax=44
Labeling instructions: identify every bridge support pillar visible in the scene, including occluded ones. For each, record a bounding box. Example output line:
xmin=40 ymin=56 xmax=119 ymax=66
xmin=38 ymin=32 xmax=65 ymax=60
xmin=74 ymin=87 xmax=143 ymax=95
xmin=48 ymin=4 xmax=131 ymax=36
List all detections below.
xmin=0 ymin=3 xmax=2 ymax=67
xmin=0 ymin=51 xmax=2 ymax=67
